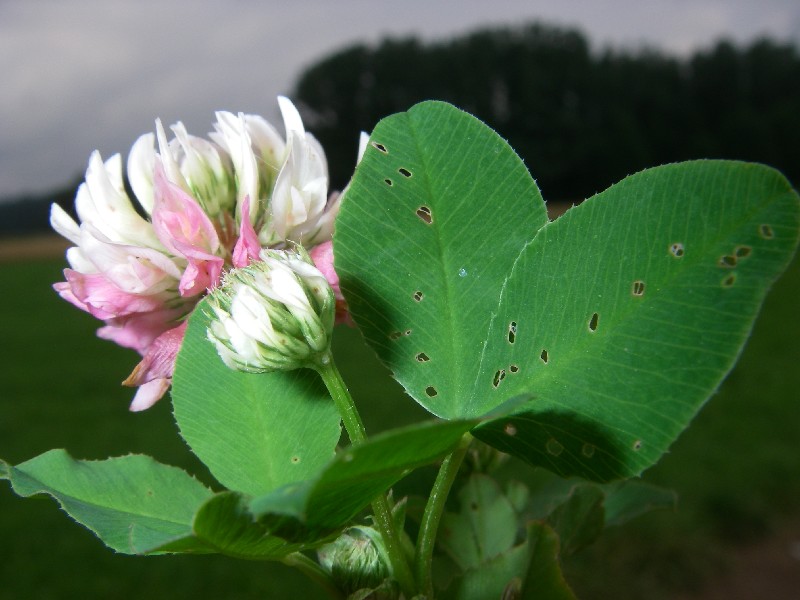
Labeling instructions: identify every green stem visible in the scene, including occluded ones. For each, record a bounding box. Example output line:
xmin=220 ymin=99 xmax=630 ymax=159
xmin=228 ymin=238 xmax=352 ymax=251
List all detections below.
xmin=414 ymin=432 xmax=473 ymax=598
xmin=315 ymin=355 xmax=417 ymax=598
xmin=316 ymin=355 xmax=368 ymax=445
xmin=282 ymin=552 xmax=344 ymax=600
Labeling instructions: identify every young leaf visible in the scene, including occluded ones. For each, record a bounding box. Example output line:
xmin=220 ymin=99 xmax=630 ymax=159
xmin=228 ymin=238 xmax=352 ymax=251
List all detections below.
xmin=521 ymin=523 xmax=577 ymax=600
xmin=438 ymin=541 xmax=534 ymax=600
xmin=0 ymin=450 xmax=212 ymax=554
xmin=601 ymin=480 xmax=677 ymax=527
xmin=438 ymin=474 xmax=518 ymax=571
xmin=171 ymin=299 xmax=342 ymax=496
xmin=473 ymin=161 xmax=800 ymax=480
xmin=545 ymin=484 xmax=605 ymax=556
xmin=335 ymin=100 xmax=549 ymax=419
xmin=436 ymin=476 xmax=577 ymax=600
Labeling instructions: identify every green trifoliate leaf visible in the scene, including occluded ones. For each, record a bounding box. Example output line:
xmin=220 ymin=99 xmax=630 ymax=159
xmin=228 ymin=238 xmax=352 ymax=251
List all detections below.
xmin=601 ymin=480 xmax=677 ymax=528
xmin=152 ymin=491 xmax=320 ymax=558
xmin=336 ymin=100 xmax=800 ymax=481
xmin=436 ymin=474 xmax=577 ymax=600
xmin=521 ymin=523 xmax=577 ymax=600
xmin=438 ymin=474 xmax=519 ymax=572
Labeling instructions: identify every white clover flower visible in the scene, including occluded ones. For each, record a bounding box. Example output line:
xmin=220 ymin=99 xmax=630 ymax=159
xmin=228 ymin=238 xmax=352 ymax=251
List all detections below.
xmin=50 ymin=96 xmax=354 ymax=410
xmin=205 ymin=246 xmax=335 ymax=373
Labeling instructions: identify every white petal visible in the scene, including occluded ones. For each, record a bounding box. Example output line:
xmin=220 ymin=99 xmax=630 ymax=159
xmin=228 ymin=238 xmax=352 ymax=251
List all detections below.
xmin=156 ymin=119 xmax=189 ymax=190
xmin=78 ymin=151 xmax=161 ymax=249
xmin=128 ymin=133 xmax=156 ymax=214
xmin=356 ymin=131 xmax=370 ymax=163
xmin=278 ymin=96 xmax=305 ymax=136
xmin=103 ymin=154 xmax=126 ymax=194
xmin=49 ymin=203 xmax=81 ymax=245
xmin=213 ymin=111 xmax=259 ymax=217
xmin=242 ymin=113 xmax=285 ymax=172
xmin=129 ymin=378 xmax=171 ymax=412
xmin=65 ymin=246 xmax=96 ymax=272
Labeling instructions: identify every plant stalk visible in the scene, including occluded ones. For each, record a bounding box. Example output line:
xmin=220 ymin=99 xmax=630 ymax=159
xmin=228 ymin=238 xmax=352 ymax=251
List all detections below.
xmin=414 ymin=432 xmax=473 ymax=597
xmin=315 ymin=355 xmax=417 ymax=598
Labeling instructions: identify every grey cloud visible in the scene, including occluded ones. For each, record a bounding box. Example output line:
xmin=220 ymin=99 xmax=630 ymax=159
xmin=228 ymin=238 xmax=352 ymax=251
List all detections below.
xmin=1 ymin=0 xmax=798 ymax=200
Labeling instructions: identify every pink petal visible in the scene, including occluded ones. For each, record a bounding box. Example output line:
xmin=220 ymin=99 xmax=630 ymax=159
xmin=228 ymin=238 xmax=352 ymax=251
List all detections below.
xmin=309 ymin=241 xmax=353 ymax=326
xmin=124 ymin=321 xmax=187 ymax=383
xmin=57 ymin=269 xmax=168 ymax=320
xmin=129 ymin=378 xmax=171 ymax=412
xmin=123 ymin=321 xmax=189 ymax=411
xmin=152 ymin=164 xmax=223 ymax=295
xmin=171 ymin=245 xmax=223 ymax=296
xmin=98 ymin=307 xmax=188 ymax=354
xmin=53 ymin=280 xmax=91 ymax=314
xmin=232 ymin=196 xmax=261 ymax=268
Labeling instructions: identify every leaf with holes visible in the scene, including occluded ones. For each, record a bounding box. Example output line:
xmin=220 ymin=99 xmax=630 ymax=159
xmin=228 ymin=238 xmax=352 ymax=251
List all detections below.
xmin=473 ymin=161 xmax=800 ymax=480
xmin=0 ymin=450 xmax=213 ymax=554
xmin=336 ymin=100 xmax=800 ymax=481
xmin=335 ymin=101 xmax=548 ymax=419
xmin=171 ymin=299 xmax=342 ymax=496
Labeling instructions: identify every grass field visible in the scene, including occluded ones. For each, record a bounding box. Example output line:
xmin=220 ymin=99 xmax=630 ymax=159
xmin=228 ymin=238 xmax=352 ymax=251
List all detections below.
xmin=0 ymin=252 xmax=798 ymax=599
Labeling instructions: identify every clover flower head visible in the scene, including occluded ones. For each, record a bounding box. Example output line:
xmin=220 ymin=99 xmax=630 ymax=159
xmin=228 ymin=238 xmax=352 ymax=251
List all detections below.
xmin=50 ymin=97 xmax=356 ymax=410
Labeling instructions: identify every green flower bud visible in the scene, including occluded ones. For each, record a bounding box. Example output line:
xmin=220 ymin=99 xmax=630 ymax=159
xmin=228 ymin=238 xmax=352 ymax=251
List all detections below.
xmin=205 ymin=246 xmax=335 ymax=372
xmin=317 ymin=527 xmax=396 ymax=598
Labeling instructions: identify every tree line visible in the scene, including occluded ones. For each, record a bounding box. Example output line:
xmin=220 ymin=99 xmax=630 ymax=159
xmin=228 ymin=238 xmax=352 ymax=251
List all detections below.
xmin=3 ymin=22 xmax=798 ymax=236
xmin=294 ymin=23 xmax=800 ymax=201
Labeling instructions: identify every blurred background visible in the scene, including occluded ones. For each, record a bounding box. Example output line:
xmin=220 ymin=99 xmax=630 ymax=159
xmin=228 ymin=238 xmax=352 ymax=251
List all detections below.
xmin=1 ymin=1 xmax=799 ymax=598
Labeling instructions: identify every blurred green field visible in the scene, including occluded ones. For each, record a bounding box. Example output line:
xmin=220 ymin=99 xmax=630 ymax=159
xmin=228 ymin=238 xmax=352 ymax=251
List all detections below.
xmin=1 ymin=252 xmax=798 ymax=599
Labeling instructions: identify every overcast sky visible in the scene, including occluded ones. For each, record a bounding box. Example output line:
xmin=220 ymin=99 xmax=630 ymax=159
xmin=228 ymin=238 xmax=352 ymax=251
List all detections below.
xmin=1 ymin=0 xmax=799 ymax=201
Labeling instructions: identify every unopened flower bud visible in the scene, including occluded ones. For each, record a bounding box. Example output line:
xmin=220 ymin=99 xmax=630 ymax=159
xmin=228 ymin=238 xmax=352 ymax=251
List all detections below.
xmin=317 ymin=527 xmax=396 ymax=597
xmin=205 ymin=246 xmax=335 ymax=372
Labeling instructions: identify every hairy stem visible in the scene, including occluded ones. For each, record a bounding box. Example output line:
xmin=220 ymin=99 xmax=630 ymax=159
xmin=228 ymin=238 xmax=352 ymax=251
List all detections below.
xmin=414 ymin=433 xmax=473 ymax=597
xmin=316 ymin=355 xmax=417 ymax=597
